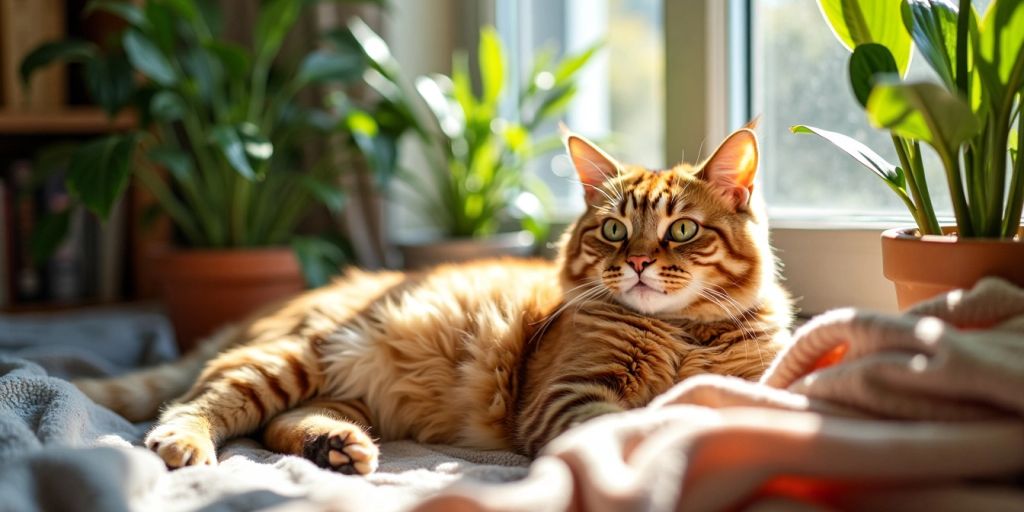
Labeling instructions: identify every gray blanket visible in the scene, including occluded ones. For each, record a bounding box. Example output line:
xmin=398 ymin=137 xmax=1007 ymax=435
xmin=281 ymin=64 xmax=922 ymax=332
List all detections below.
xmin=0 ymin=310 xmax=529 ymax=512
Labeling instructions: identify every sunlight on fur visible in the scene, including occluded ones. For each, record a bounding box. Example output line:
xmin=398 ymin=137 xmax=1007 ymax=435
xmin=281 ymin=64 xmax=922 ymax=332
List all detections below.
xmin=74 ymin=125 xmax=793 ymax=474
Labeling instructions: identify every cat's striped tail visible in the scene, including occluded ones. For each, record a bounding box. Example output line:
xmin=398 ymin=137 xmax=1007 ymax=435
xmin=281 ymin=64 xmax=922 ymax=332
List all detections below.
xmin=74 ymin=325 xmax=237 ymax=422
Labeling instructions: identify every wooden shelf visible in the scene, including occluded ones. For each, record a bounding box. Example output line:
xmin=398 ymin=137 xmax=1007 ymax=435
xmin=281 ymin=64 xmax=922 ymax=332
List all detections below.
xmin=0 ymin=108 xmax=135 ymax=134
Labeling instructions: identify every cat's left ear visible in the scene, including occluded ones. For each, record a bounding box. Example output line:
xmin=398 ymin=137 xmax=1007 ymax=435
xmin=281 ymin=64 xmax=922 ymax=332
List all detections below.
xmin=698 ymin=128 xmax=759 ymax=210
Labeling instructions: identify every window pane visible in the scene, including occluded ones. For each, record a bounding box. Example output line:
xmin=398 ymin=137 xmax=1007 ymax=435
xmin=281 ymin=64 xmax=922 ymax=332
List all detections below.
xmin=753 ymin=0 xmax=972 ymax=217
xmin=507 ymin=0 xmax=664 ymax=217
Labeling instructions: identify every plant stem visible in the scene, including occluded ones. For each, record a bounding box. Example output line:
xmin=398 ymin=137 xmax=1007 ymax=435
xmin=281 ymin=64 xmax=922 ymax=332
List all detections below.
xmin=986 ymin=116 xmax=1010 ymax=237
xmin=136 ymin=164 xmax=204 ymax=245
xmin=955 ymin=0 xmax=970 ymax=97
xmin=1002 ymin=104 xmax=1024 ymax=237
xmin=940 ymin=149 xmax=974 ymax=237
xmin=893 ymin=136 xmax=940 ymax=234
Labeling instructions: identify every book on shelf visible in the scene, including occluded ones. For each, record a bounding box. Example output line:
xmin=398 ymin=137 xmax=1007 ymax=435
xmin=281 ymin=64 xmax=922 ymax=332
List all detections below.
xmin=0 ymin=0 xmax=67 ymax=111
xmin=1 ymin=158 xmax=127 ymax=310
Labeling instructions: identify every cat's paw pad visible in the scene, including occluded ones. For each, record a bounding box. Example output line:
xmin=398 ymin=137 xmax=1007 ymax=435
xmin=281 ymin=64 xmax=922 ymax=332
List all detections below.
xmin=145 ymin=424 xmax=217 ymax=468
xmin=305 ymin=426 xmax=378 ymax=475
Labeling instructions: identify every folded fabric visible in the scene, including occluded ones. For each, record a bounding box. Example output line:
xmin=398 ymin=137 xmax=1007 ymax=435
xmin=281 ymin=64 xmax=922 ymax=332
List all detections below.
xmin=415 ymin=277 xmax=1024 ymax=512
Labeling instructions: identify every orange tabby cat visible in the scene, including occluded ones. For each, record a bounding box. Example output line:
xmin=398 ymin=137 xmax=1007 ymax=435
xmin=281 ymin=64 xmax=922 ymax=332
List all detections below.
xmin=76 ymin=126 xmax=792 ymax=475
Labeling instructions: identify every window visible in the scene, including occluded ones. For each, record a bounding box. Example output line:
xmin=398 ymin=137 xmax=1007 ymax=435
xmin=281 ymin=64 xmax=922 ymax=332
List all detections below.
xmin=753 ymin=0 xmax=989 ymax=221
xmin=499 ymin=0 xmax=665 ymax=217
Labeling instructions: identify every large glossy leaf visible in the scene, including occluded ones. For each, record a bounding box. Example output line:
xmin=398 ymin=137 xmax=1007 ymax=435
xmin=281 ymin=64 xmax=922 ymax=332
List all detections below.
xmin=414 ymin=74 xmax=465 ymax=139
xmin=978 ymin=0 xmax=1024 ymax=89
xmin=237 ymin=123 xmax=273 ymax=165
xmin=150 ymin=90 xmax=186 ymax=122
xmin=20 ymin=40 xmax=97 ymax=85
xmin=67 ymin=134 xmax=138 ymax=219
xmin=791 ymin=125 xmax=906 ymax=187
xmin=901 ymin=0 xmax=959 ymax=88
xmin=211 ymin=125 xmax=255 ymax=179
xmin=816 ymin=0 xmax=914 ymax=75
xmin=849 ymin=43 xmax=900 ymax=107
xmin=867 ymin=81 xmax=979 ymax=154
xmin=84 ymin=53 xmax=135 ymax=116
xmin=295 ymin=51 xmax=363 ymax=86
xmin=478 ymin=26 xmax=505 ymax=107
xmin=345 ymin=18 xmax=401 ymax=80
xmin=123 ymin=29 xmax=177 ymax=86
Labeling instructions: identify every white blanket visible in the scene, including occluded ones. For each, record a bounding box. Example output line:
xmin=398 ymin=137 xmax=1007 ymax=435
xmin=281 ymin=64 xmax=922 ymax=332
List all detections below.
xmin=4 ymin=278 xmax=1024 ymax=511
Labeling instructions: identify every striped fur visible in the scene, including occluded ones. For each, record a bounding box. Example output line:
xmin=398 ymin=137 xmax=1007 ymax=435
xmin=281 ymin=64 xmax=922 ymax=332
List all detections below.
xmin=76 ymin=127 xmax=792 ymax=473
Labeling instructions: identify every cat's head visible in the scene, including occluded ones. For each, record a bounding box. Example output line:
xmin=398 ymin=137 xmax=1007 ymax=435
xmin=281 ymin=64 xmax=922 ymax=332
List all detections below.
xmin=557 ymin=125 xmax=776 ymax=320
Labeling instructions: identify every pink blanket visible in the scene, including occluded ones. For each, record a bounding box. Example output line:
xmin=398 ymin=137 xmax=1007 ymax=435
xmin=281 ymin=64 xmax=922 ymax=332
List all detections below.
xmin=415 ymin=277 xmax=1024 ymax=511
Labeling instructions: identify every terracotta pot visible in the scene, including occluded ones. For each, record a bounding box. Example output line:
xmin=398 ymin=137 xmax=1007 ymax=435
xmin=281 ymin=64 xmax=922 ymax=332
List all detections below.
xmin=881 ymin=226 xmax=1024 ymax=310
xmin=158 ymin=248 xmax=305 ymax=353
xmin=397 ymin=231 xmax=536 ymax=269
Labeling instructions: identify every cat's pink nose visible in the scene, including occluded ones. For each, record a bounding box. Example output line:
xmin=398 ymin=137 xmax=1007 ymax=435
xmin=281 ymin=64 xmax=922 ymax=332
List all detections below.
xmin=626 ymin=255 xmax=655 ymax=273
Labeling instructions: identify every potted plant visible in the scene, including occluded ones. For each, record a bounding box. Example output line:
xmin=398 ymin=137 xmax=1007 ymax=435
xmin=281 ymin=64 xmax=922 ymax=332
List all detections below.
xmin=792 ymin=0 xmax=1024 ymax=308
xmin=338 ymin=19 xmax=599 ymax=268
xmin=22 ymin=0 xmax=376 ymax=350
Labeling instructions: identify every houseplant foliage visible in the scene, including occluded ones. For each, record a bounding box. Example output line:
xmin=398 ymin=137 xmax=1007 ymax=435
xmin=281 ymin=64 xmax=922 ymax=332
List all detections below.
xmin=793 ymin=0 xmax=1024 ymax=239
xmin=22 ymin=0 xmax=377 ymax=285
xmin=339 ymin=19 xmax=600 ymax=242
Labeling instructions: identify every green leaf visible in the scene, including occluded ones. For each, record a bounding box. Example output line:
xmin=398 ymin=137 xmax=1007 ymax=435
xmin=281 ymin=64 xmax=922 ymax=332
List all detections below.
xmin=161 ymin=0 xmax=199 ymax=21
xmin=255 ymin=0 xmax=303 ymax=61
xmin=414 ymin=74 xmax=465 ymax=138
xmin=84 ymin=53 xmax=136 ymax=117
xmin=345 ymin=17 xmax=402 ymax=79
xmin=553 ymin=40 xmax=602 ymax=83
xmin=478 ymin=26 xmax=505 ymax=107
xmin=901 ymin=0 xmax=959 ymax=89
xmin=67 ymin=134 xmax=138 ymax=219
xmin=295 ymin=50 xmax=364 ymax=86
xmin=978 ymin=0 xmax=1024 ymax=89
xmin=237 ymin=123 xmax=273 ymax=165
xmin=791 ymin=125 xmax=906 ymax=187
xmin=867 ymin=81 xmax=979 ymax=154
xmin=85 ymin=0 xmax=147 ymax=28
xmin=148 ymin=146 xmax=194 ymax=181
xmin=20 ymin=40 xmax=97 ymax=85
xmin=849 ymin=43 xmax=900 ymax=108
xmin=123 ymin=29 xmax=177 ymax=86
xmin=301 ymin=176 xmax=346 ymax=214
xmin=291 ymin=236 xmax=347 ymax=288
xmin=150 ymin=90 xmax=186 ymax=122
xmin=204 ymin=41 xmax=251 ymax=77
xmin=816 ymin=0 xmax=914 ymax=75
xmin=143 ymin=1 xmax=176 ymax=52
xmin=30 ymin=208 xmax=72 ymax=265
xmin=211 ymin=125 xmax=255 ymax=179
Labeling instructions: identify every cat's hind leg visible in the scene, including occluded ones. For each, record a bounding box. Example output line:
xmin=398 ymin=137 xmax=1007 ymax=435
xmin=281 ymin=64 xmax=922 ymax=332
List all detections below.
xmin=145 ymin=338 xmax=318 ymax=468
xmin=262 ymin=399 xmax=379 ymax=475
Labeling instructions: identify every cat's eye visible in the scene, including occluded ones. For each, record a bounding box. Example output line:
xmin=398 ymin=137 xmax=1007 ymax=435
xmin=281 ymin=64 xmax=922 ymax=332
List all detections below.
xmin=601 ymin=218 xmax=628 ymax=241
xmin=667 ymin=219 xmax=700 ymax=243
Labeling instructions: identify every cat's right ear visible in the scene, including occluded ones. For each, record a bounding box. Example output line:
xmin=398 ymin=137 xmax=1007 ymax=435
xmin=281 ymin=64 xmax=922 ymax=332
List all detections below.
xmin=563 ymin=129 xmax=620 ymax=206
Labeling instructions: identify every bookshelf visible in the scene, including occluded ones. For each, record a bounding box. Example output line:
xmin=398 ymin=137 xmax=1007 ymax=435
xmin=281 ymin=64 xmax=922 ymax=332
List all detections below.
xmin=0 ymin=109 xmax=135 ymax=134
xmin=0 ymin=0 xmax=162 ymax=313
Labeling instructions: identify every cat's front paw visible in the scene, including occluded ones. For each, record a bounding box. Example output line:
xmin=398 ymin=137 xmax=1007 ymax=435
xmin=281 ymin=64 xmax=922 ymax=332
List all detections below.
xmin=304 ymin=425 xmax=379 ymax=475
xmin=145 ymin=424 xmax=217 ymax=468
